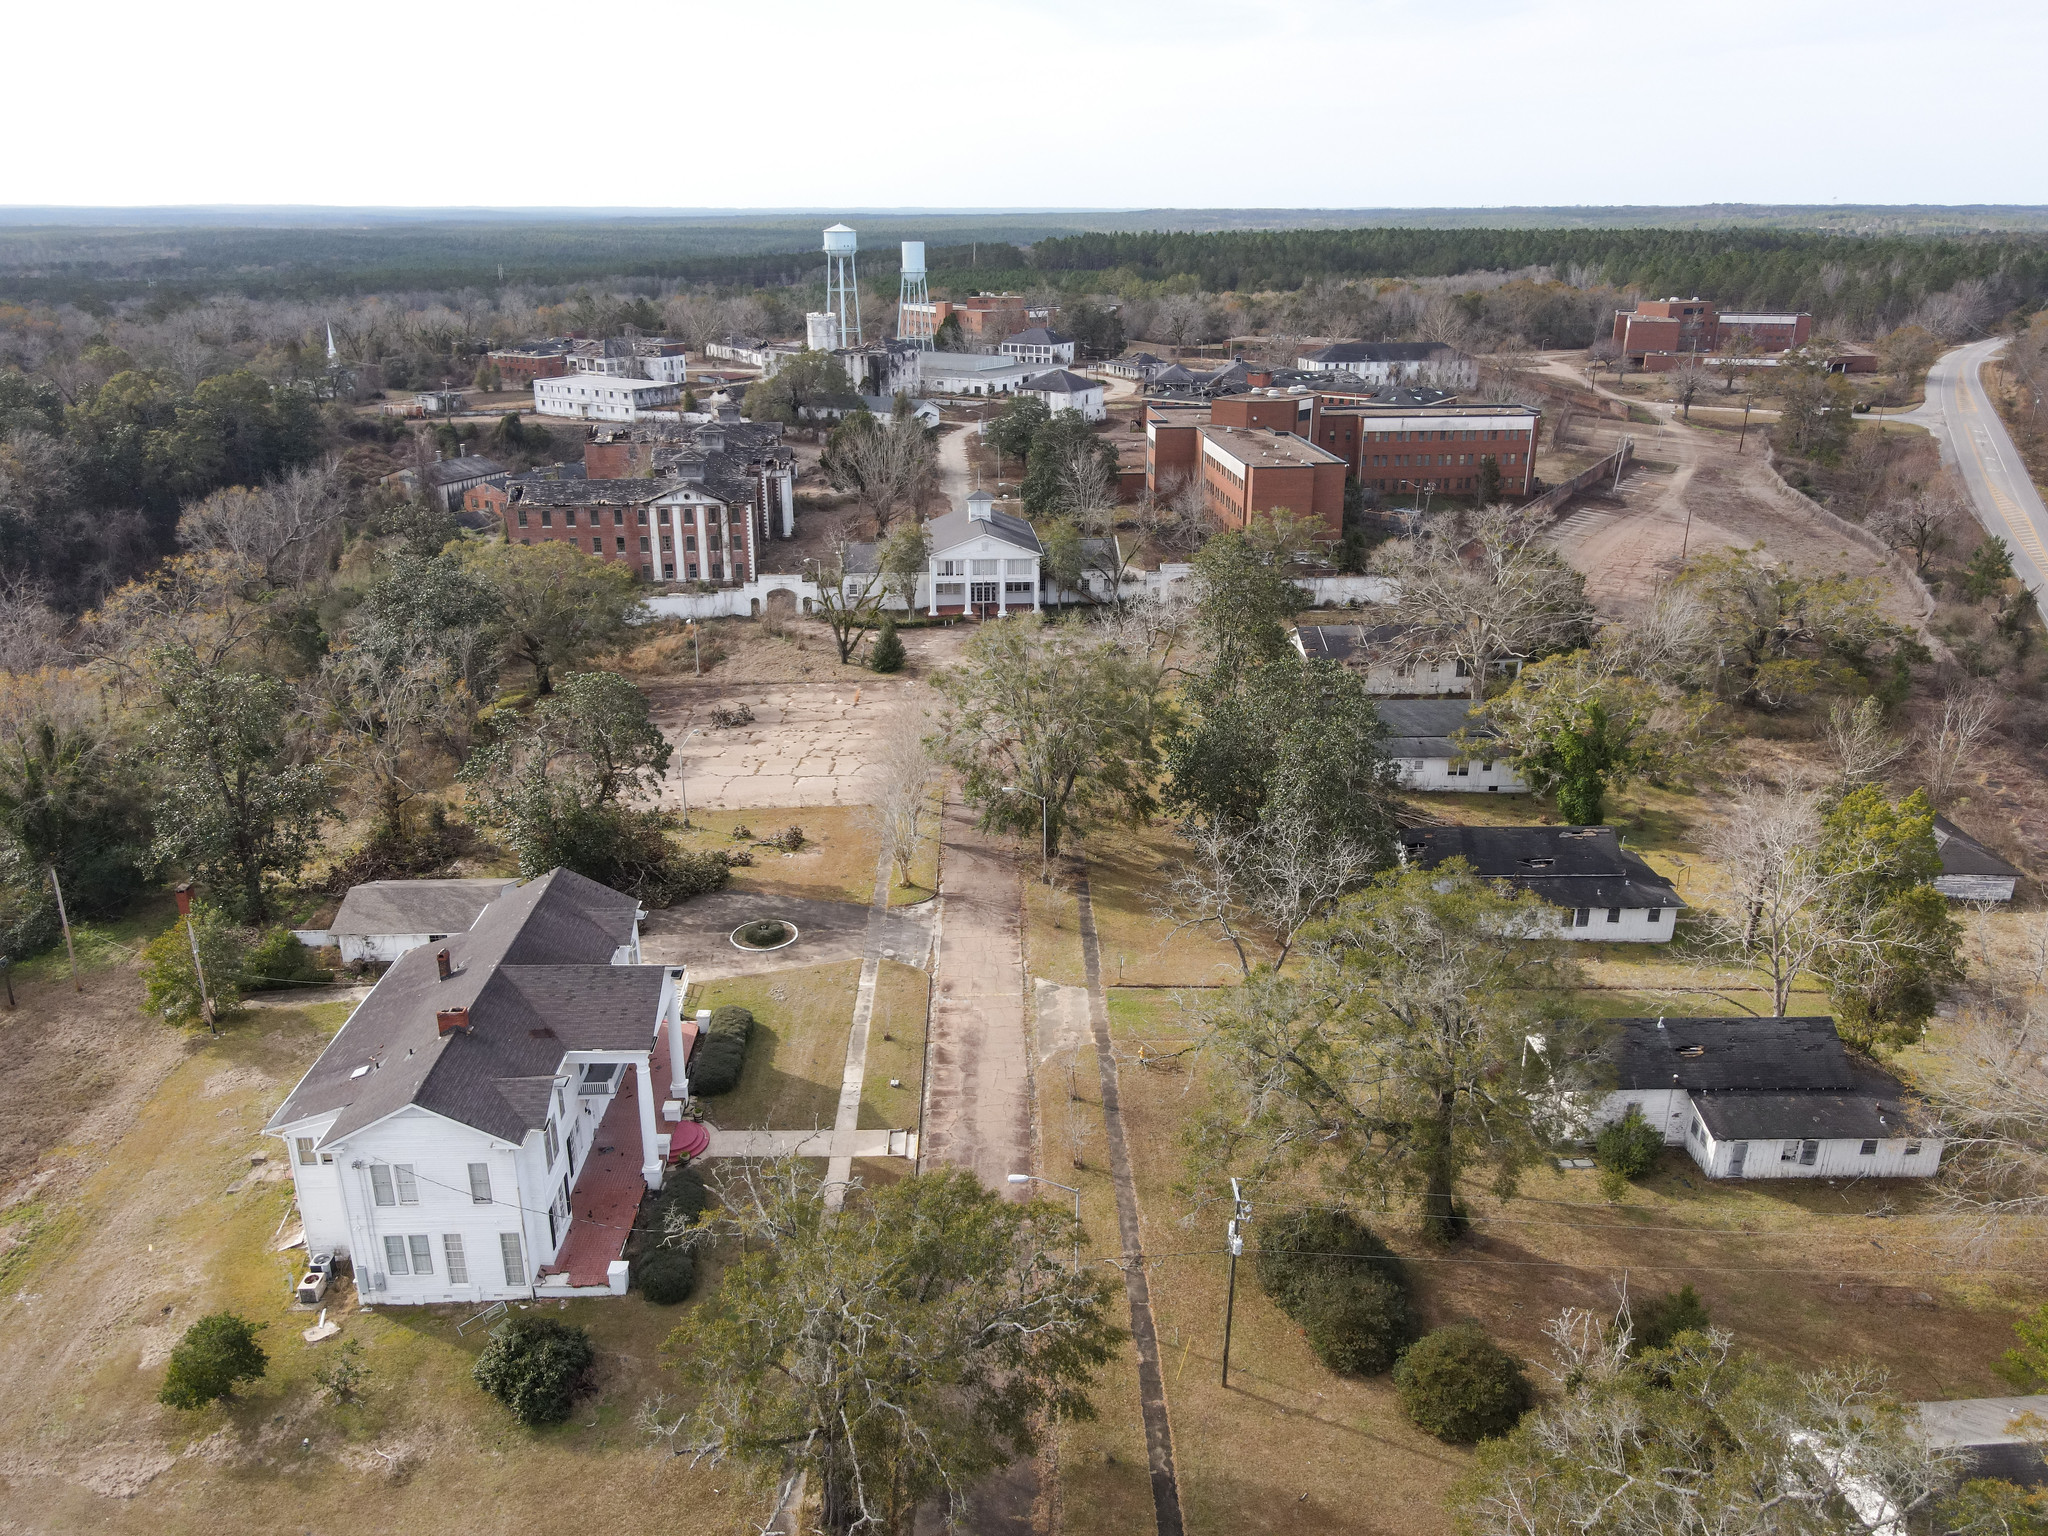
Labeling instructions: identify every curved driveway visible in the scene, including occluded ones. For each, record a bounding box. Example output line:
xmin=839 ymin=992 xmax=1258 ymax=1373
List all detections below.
xmin=1890 ymin=339 xmax=2048 ymax=592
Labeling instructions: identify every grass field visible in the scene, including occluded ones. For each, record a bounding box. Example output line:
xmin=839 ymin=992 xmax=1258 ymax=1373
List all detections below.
xmin=684 ymin=959 xmax=861 ymax=1132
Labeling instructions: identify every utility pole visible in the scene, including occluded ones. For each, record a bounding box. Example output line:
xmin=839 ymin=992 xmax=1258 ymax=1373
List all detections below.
xmin=1737 ymin=393 xmax=1753 ymax=454
xmin=1221 ymin=1178 xmax=1252 ymax=1388
xmin=175 ymin=883 xmax=217 ymax=1036
xmin=47 ymin=866 xmax=79 ymax=992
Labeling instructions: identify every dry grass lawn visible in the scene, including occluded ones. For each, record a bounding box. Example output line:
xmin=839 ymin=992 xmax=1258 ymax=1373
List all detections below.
xmin=684 ymin=959 xmax=860 ymax=1132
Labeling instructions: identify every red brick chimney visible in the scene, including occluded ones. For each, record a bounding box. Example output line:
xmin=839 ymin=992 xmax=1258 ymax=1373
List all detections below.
xmin=435 ymin=947 xmax=452 ymax=980
xmin=437 ymin=1006 xmax=471 ymax=1035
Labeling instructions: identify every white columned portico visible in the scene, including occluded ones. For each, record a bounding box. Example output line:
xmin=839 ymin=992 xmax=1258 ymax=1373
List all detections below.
xmin=635 ymin=1058 xmax=662 ymax=1189
xmin=666 ymin=991 xmax=687 ymax=1098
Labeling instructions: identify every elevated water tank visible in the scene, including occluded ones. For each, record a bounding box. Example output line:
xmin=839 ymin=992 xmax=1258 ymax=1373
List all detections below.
xmin=823 ymin=223 xmax=858 ymax=254
xmin=900 ymin=240 xmax=926 ymax=277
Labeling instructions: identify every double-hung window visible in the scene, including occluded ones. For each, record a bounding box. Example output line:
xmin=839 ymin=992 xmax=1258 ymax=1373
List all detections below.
xmin=443 ymin=1234 xmax=469 ymax=1284
xmin=370 ymin=1164 xmax=416 ymax=1205
xmin=468 ymin=1163 xmax=493 ymax=1204
xmin=295 ymin=1136 xmax=317 ymax=1166
xmin=500 ymin=1232 xmax=526 ymax=1286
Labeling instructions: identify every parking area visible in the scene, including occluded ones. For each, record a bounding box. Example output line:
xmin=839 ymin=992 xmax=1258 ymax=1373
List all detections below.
xmin=646 ymin=680 xmax=935 ymax=810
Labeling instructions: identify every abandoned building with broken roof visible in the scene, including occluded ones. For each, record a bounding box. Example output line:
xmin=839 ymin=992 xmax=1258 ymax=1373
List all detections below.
xmin=1534 ymin=1016 xmax=1942 ymax=1180
xmin=265 ymin=869 xmax=695 ymax=1304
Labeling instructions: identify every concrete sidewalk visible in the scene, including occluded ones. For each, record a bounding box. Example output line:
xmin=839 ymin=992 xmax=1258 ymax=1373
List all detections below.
xmin=701 ymin=1127 xmax=914 ymax=1159
xmin=919 ymin=800 xmax=1034 ymax=1192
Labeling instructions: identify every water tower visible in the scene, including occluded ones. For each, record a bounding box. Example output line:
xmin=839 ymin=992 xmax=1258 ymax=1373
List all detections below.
xmin=898 ymin=241 xmax=933 ymax=351
xmin=823 ymin=224 xmax=862 ymax=352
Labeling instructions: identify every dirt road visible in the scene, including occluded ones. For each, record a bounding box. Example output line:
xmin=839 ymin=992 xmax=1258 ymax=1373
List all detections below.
xmin=1534 ymin=359 xmax=1911 ymax=621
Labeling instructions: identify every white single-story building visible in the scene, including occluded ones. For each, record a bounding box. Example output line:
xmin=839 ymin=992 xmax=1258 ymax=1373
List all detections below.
xmin=1546 ymin=1015 xmax=1942 ymax=1180
xmin=1001 ymin=327 xmax=1077 ymax=366
xmin=302 ymin=877 xmax=523 ymax=964
xmin=1933 ymin=814 xmax=2021 ymax=902
xmin=1294 ymin=341 xmax=1478 ymax=389
xmin=1376 ymin=699 xmax=1528 ymax=793
xmin=918 ymin=351 xmax=1034 ymax=397
xmin=535 ymin=375 xmax=682 ymax=421
xmin=1292 ymin=623 xmax=1522 ymax=696
xmin=265 ymin=870 xmax=695 ymax=1304
xmin=1019 ymin=367 xmax=1107 ymax=422
xmin=1397 ymin=824 xmax=1683 ymax=942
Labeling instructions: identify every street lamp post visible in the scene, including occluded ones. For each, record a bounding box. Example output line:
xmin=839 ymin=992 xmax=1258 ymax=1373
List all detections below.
xmin=1000 ymin=784 xmax=1050 ymax=883
xmin=1007 ymin=1172 xmax=1082 ymax=1273
xmin=1220 ymin=1177 xmax=1252 ymax=1388
xmin=675 ymin=727 xmax=706 ymax=827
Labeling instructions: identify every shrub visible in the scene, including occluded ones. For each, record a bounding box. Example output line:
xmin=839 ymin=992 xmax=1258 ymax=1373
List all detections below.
xmin=737 ymin=919 xmax=789 ymax=947
xmin=638 ymin=1247 xmax=699 ymax=1305
xmin=312 ymin=1339 xmax=371 ymax=1403
xmin=689 ymin=1006 xmax=757 ymax=1097
xmin=1252 ymin=1206 xmax=1411 ymax=1375
xmin=159 ymin=1312 xmax=268 ymax=1409
xmin=1633 ymin=1285 xmax=1712 ymax=1352
xmin=241 ymin=927 xmax=333 ymax=992
xmin=472 ymin=1317 xmax=595 ymax=1425
xmin=139 ymin=907 xmax=248 ymax=1027
xmin=1394 ymin=1325 xmax=1532 ymax=1443
xmin=1594 ymin=1106 xmax=1663 ymax=1180
xmin=869 ymin=619 xmax=905 ymax=674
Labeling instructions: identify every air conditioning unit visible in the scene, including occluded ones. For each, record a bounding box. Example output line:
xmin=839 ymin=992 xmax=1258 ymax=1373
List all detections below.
xmin=296 ymin=1251 xmax=335 ymax=1305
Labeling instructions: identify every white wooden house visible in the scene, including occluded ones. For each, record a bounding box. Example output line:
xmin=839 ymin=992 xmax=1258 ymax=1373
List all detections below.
xmin=1292 ymin=623 xmax=1522 ymax=697
xmin=1543 ymin=1015 xmax=1943 ymax=1181
xmin=1933 ymin=815 xmax=2021 ymax=902
xmin=265 ymin=870 xmax=694 ymax=1304
xmin=1397 ymin=825 xmax=1683 ymax=942
xmin=1018 ymin=368 xmax=1106 ymax=422
xmin=1377 ymin=699 xmax=1528 ymax=793
xmin=300 ymin=877 xmax=522 ymax=964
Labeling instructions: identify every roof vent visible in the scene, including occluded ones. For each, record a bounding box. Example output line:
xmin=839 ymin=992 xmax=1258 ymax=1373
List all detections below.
xmin=436 ymin=1007 xmax=471 ymax=1035
xmin=435 ymin=947 xmax=453 ymax=981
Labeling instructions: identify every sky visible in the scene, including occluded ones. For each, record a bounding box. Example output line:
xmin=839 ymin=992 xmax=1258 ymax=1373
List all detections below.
xmin=9 ymin=0 xmax=2045 ymax=211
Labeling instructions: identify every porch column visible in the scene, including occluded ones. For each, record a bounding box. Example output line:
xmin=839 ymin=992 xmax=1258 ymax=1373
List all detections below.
xmin=635 ymin=1058 xmax=662 ymax=1189
xmin=1033 ymin=559 xmax=1042 ymax=612
xmin=928 ymin=562 xmax=939 ymax=617
xmin=666 ymin=991 xmax=686 ymax=1099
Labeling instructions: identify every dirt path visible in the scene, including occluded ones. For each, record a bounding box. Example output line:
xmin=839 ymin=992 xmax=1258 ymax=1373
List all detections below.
xmin=1533 ymin=359 xmax=1912 ymax=621
xmin=937 ymin=421 xmax=973 ymax=501
xmin=919 ymin=801 xmax=1033 ymax=1188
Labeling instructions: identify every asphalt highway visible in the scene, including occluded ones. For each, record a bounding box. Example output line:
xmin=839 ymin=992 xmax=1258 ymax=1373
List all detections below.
xmin=1890 ymin=338 xmax=2048 ymax=593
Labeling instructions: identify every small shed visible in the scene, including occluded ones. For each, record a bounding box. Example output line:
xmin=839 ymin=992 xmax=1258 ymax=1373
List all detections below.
xmin=321 ymin=877 xmax=523 ymax=963
xmin=1932 ymin=815 xmax=2021 ymax=901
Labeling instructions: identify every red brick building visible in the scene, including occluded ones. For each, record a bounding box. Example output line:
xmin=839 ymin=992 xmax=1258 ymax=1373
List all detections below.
xmin=1146 ymin=387 xmax=1539 ymax=502
xmin=1613 ymin=299 xmax=1813 ymax=366
xmin=488 ymin=342 xmax=573 ymax=386
xmin=1197 ymin=425 xmax=1347 ymax=536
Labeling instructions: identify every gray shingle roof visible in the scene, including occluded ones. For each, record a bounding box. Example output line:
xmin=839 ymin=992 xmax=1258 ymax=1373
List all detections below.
xmin=1606 ymin=1016 xmax=1859 ymax=1093
xmin=330 ymin=878 xmax=522 ymax=938
xmin=1398 ymin=825 xmax=1683 ymax=911
xmin=1006 ymin=327 xmax=1072 ymax=346
xmin=1023 ymin=368 xmax=1098 ymax=394
xmin=267 ymin=869 xmax=660 ymax=1147
xmin=1933 ymin=815 xmax=2022 ymax=880
xmin=423 ymin=456 xmax=508 ymax=487
xmin=1377 ymin=698 xmax=1497 ymax=758
xmin=1693 ymin=1090 xmax=1910 ymax=1142
xmin=508 ymin=478 xmax=668 ymax=507
xmin=927 ymin=499 xmax=1043 ymax=555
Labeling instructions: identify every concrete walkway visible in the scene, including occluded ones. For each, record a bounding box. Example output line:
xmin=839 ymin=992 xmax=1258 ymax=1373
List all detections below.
xmin=702 ymin=1127 xmax=913 ymax=1159
xmin=920 ymin=799 xmax=1035 ymax=1192
xmin=823 ymin=838 xmax=903 ymax=1206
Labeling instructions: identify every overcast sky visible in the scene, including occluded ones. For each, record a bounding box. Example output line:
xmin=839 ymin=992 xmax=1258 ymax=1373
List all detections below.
xmin=11 ymin=0 xmax=2043 ymax=210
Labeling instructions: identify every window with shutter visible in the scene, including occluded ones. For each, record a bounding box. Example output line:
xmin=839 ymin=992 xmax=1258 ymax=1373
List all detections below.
xmin=500 ymin=1232 xmax=525 ymax=1286
xmin=370 ymin=1164 xmax=395 ymax=1205
xmin=468 ymin=1163 xmax=492 ymax=1203
xmin=444 ymin=1234 xmax=468 ymax=1284
xmin=384 ymin=1234 xmax=410 ymax=1275
xmin=394 ymin=1165 xmax=419 ymax=1204
xmin=408 ymin=1234 xmax=433 ymax=1274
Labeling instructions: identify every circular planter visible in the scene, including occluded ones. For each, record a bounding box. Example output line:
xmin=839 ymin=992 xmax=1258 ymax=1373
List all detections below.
xmin=728 ymin=919 xmax=800 ymax=952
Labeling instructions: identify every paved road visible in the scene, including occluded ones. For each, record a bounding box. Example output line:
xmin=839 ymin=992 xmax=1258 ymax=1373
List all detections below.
xmin=1890 ymin=339 xmax=2048 ymax=593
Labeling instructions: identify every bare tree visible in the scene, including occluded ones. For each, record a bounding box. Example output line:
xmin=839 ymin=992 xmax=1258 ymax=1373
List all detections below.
xmin=1922 ymin=678 xmax=1999 ymax=808
xmin=1152 ymin=294 xmax=1212 ymax=355
xmin=1377 ymin=504 xmax=1595 ymax=702
xmin=1139 ymin=474 xmax=1213 ymax=554
xmin=177 ymin=461 xmax=349 ymax=591
xmin=866 ymin=732 xmax=939 ymax=891
xmin=1922 ymin=993 xmax=2048 ymax=1249
xmin=1160 ymin=812 xmax=1381 ymax=977
xmin=1868 ymin=475 xmax=1971 ymax=575
xmin=1704 ymin=782 xmax=1835 ymax=1015
xmin=1822 ymin=696 xmax=1908 ymax=786
xmin=1665 ymin=354 xmax=1713 ymax=420
xmin=806 ymin=542 xmax=892 ymax=665
xmin=821 ymin=409 xmax=936 ymax=535
xmin=0 ymin=576 xmax=65 ymax=674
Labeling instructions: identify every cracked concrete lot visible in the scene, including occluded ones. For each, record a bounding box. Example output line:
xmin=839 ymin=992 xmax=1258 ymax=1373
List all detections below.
xmin=646 ymin=680 xmax=936 ymax=810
